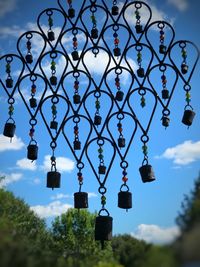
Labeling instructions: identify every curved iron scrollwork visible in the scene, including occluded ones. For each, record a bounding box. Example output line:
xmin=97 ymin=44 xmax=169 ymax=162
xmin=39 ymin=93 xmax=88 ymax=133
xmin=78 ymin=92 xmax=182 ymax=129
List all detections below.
xmin=0 ymin=0 xmax=199 ymax=248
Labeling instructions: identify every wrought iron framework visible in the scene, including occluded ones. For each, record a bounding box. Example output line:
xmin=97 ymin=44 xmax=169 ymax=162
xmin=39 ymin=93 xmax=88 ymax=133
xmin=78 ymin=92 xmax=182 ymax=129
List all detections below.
xmin=0 ymin=0 xmax=199 ymax=247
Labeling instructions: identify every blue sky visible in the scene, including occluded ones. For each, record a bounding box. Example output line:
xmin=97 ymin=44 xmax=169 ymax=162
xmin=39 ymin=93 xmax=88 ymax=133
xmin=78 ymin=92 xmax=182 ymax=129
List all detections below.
xmin=0 ymin=0 xmax=200 ymax=245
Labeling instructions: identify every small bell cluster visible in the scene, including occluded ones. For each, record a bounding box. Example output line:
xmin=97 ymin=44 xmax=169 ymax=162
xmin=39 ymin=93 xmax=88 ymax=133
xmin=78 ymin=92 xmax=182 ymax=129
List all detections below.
xmin=135 ymin=7 xmax=143 ymax=34
xmin=94 ymin=96 xmax=102 ymax=126
xmin=50 ymin=59 xmax=57 ymax=86
xmin=159 ymin=28 xmax=166 ymax=54
xmin=25 ymin=38 xmax=33 ymax=64
xmin=115 ymin=75 xmax=124 ymax=101
xmin=73 ymin=124 xmax=81 ymax=150
xmin=136 ymin=48 xmax=145 ymax=78
xmin=67 ymin=0 xmax=75 ymax=18
xmin=113 ymin=30 xmax=121 ymax=57
xmin=181 ymin=47 xmax=188 ymax=74
xmin=98 ymin=145 xmax=106 ymax=175
xmin=29 ymin=83 xmax=37 ymax=109
xmin=5 ymin=60 xmax=13 ymax=89
xmin=47 ymin=13 xmax=55 ymax=41
xmin=111 ymin=0 xmax=119 ymax=16
xmin=90 ymin=5 xmax=98 ymax=39
xmin=117 ymin=120 xmax=125 ymax=148
xmin=161 ymin=72 xmax=169 ymax=100
xmin=50 ymin=103 xmax=58 ymax=132
xmin=71 ymin=31 xmax=79 ymax=61
xmin=73 ymin=77 xmax=81 ymax=104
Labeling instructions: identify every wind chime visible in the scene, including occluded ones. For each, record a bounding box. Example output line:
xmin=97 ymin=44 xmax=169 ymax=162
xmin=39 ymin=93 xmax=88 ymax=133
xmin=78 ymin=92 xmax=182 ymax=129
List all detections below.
xmin=0 ymin=0 xmax=199 ymax=248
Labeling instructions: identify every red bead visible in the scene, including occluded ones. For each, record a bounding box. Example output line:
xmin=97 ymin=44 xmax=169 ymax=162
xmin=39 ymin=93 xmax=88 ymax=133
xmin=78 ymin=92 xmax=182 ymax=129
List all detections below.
xmin=78 ymin=176 xmax=83 ymax=182
xmin=122 ymin=176 xmax=128 ymax=182
xmin=114 ymin=38 xmax=119 ymax=45
xmin=73 ymin=41 xmax=78 ymax=47
xmin=118 ymin=127 xmax=123 ymax=133
xmin=74 ymin=130 xmax=79 ymax=135
xmin=31 ymin=88 xmax=36 ymax=94
xmin=115 ymin=82 xmax=120 ymax=87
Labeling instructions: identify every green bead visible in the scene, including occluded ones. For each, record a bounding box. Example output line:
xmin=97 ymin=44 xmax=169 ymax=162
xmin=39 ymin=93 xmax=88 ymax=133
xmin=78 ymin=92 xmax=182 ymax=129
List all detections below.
xmin=135 ymin=10 xmax=139 ymax=16
xmin=48 ymin=17 xmax=53 ymax=27
xmin=98 ymin=154 xmax=104 ymax=160
xmin=142 ymin=145 xmax=148 ymax=152
xmin=8 ymin=111 xmax=13 ymax=116
xmin=98 ymin=147 xmax=103 ymax=153
xmin=9 ymin=106 xmax=14 ymax=111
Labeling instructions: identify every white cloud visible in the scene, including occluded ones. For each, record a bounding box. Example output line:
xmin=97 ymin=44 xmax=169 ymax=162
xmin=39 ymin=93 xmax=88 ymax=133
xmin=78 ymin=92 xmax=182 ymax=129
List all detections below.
xmin=131 ymin=224 xmax=180 ymax=244
xmin=0 ymin=134 xmax=25 ymax=152
xmin=0 ymin=0 xmax=17 ymax=17
xmin=168 ymin=0 xmax=188 ymax=12
xmin=33 ymin=178 xmax=41 ymax=185
xmin=156 ymin=140 xmax=200 ymax=165
xmin=30 ymin=201 xmax=72 ymax=218
xmin=51 ymin=193 xmax=71 ymax=200
xmin=0 ymin=172 xmax=23 ymax=188
xmin=88 ymin=192 xmax=98 ymax=198
xmin=16 ymin=158 xmax=37 ymax=171
xmin=41 ymin=155 xmax=75 ymax=173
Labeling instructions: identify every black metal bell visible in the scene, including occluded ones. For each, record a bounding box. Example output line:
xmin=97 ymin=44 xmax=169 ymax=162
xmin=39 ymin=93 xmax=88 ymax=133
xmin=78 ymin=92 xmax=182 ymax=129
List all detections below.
xmin=182 ymin=109 xmax=195 ymax=126
xmin=98 ymin=165 xmax=106 ymax=175
xmin=181 ymin=63 xmax=188 ymax=74
xmin=94 ymin=115 xmax=102 ymax=126
xmin=3 ymin=122 xmax=16 ymax=138
xmin=50 ymin=76 xmax=57 ymax=86
xmin=162 ymin=116 xmax=170 ymax=127
xmin=71 ymin=50 xmax=79 ymax=61
xmin=118 ymin=137 xmax=125 ymax=148
xmin=115 ymin=90 xmax=124 ymax=101
xmin=137 ymin=67 xmax=145 ymax=78
xmin=25 ymin=54 xmax=33 ymax=64
xmin=29 ymin=98 xmax=37 ymax=108
xmin=113 ymin=47 xmax=121 ymax=57
xmin=74 ymin=192 xmax=88 ymax=209
xmin=159 ymin=44 xmax=166 ymax=54
xmin=73 ymin=140 xmax=81 ymax=150
xmin=95 ymin=215 xmax=113 ymax=244
xmin=118 ymin=191 xmax=132 ymax=210
xmin=91 ymin=28 xmax=98 ymax=39
xmin=162 ymin=89 xmax=169 ymax=99
xmin=46 ymin=171 xmax=61 ymax=189
xmin=112 ymin=5 xmax=119 ymax=16
xmin=73 ymin=94 xmax=81 ymax=104
xmin=27 ymin=144 xmax=38 ymax=161
xmin=68 ymin=8 xmax=75 ymax=18
xmin=6 ymin=78 xmax=13 ymax=88
xmin=48 ymin=30 xmax=55 ymax=41
xmin=50 ymin=120 xmax=58 ymax=131
xmin=135 ymin=24 xmax=143 ymax=34
xmin=139 ymin=164 xmax=155 ymax=183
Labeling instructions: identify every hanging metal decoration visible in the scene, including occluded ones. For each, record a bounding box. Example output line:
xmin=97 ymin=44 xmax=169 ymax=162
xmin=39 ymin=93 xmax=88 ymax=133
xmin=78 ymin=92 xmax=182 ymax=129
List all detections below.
xmin=0 ymin=0 xmax=199 ymax=248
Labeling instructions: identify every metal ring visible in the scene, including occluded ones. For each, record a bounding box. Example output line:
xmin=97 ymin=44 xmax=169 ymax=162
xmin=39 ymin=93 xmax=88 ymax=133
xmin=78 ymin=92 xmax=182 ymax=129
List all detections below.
xmin=77 ymin=161 xmax=84 ymax=169
xmin=92 ymin=47 xmax=99 ymax=56
xmin=142 ymin=158 xmax=148 ymax=166
xmin=46 ymin=9 xmax=53 ymax=16
xmin=72 ymin=28 xmax=78 ymax=35
xmin=159 ymin=64 xmax=167 ymax=72
xmin=135 ymin=44 xmax=143 ymax=52
xmin=90 ymin=6 xmax=97 ymax=13
xmin=50 ymin=52 xmax=57 ymax=59
xmin=98 ymin=186 xmax=107 ymax=194
xmin=29 ymin=118 xmax=37 ymax=126
xmin=6 ymin=56 xmax=13 ymax=63
xmin=50 ymin=140 xmax=57 ymax=149
xmin=94 ymin=90 xmax=101 ymax=98
xmin=98 ymin=208 xmax=110 ymax=216
xmin=113 ymin=24 xmax=119 ymax=31
xmin=120 ymin=160 xmax=128 ymax=169
xmin=135 ymin=2 xmax=142 ymax=9
xmin=179 ymin=41 xmax=186 ymax=49
xmin=138 ymin=88 xmax=146 ymax=96
xmin=30 ymin=74 xmax=37 ymax=82
xmin=120 ymin=184 xmax=129 ymax=192
xmin=158 ymin=22 xmax=165 ymax=29
xmin=117 ymin=112 xmax=125 ymax=120
xmin=8 ymin=97 xmax=15 ymax=105
xmin=140 ymin=134 xmax=149 ymax=143
xmin=183 ymin=84 xmax=191 ymax=91
xmin=115 ymin=67 xmax=123 ymax=75
xmin=26 ymin=33 xmax=33 ymax=39
xmin=51 ymin=96 xmax=59 ymax=104
xmin=73 ymin=71 xmax=80 ymax=78
xmin=73 ymin=116 xmax=81 ymax=123
xmin=162 ymin=108 xmax=170 ymax=116
xmin=97 ymin=138 xmax=105 ymax=146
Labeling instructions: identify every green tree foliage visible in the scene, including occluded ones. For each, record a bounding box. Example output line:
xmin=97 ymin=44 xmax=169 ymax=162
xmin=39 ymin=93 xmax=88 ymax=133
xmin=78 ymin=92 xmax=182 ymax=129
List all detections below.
xmin=176 ymin=173 xmax=200 ymax=232
xmin=175 ymin=173 xmax=200 ymax=263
